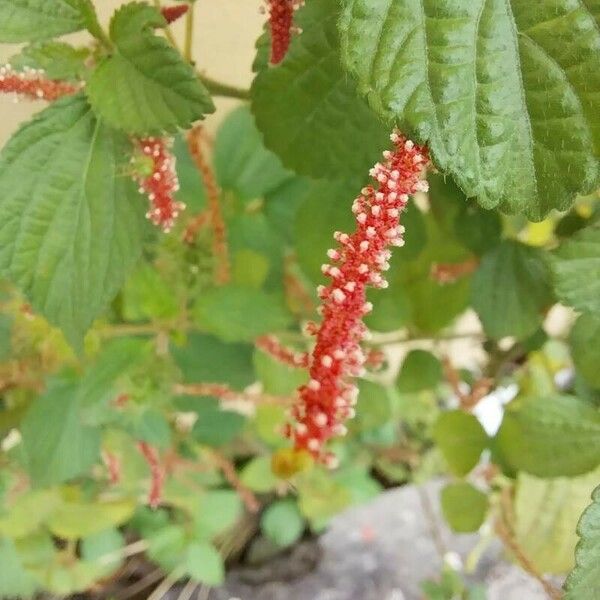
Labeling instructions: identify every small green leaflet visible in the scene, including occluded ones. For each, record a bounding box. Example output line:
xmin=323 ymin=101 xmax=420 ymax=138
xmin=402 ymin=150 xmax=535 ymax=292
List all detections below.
xmin=564 ymin=485 xmax=600 ymax=600
xmin=0 ymin=0 xmax=92 ymax=42
xmin=87 ymin=2 xmax=214 ymax=135
xmin=251 ymin=0 xmax=389 ymax=180
xmin=339 ymin=0 xmax=600 ymax=219
xmin=551 ymin=225 xmax=600 ymax=317
xmin=440 ymin=482 xmax=488 ymax=533
xmin=0 ymin=94 xmax=145 ymax=351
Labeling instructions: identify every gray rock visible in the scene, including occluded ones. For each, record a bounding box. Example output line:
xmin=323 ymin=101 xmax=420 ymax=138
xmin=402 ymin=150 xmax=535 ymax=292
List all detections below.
xmin=167 ymin=481 xmax=557 ymax=600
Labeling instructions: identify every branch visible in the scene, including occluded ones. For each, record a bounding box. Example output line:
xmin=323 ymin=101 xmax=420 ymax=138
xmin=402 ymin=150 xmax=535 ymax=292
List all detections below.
xmin=197 ymin=73 xmax=251 ymax=100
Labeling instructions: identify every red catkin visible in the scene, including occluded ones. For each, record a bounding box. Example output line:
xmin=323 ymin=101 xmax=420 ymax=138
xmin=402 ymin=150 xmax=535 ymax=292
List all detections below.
xmin=134 ymin=137 xmax=184 ymax=232
xmin=0 ymin=65 xmax=79 ymax=101
xmin=137 ymin=441 xmax=165 ymax=509
xmin=161 ymin=4 xmax=189 ymax=24
xmin=286 ymin=131 xmax=429 ymax=466
xmin=102 ymin=450 xmax=122 ymax=485
xmin=266 ymin=0 xmax=303 ymax=65
xmin=256 ymin=335 xmax=309 ymax=368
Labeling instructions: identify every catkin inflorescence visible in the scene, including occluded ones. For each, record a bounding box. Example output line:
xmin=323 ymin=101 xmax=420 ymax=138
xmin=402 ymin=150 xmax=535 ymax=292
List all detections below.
xmin=286 ymin=131 xmax=429 ymax=466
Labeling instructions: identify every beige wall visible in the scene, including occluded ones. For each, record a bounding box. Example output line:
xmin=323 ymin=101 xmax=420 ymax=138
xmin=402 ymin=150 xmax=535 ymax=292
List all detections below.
xmin=0 ymin=0 xmax=263 ymax=144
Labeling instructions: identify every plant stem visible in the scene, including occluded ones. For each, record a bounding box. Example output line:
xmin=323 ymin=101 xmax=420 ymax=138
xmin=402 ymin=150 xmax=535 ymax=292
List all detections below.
xmin=153 ymin=0 xmax=179 ymax=48
xmin=184 ymin=2 xmax=195 ymax=62
xmin=197 ymin=73 xmax=251 ymax=100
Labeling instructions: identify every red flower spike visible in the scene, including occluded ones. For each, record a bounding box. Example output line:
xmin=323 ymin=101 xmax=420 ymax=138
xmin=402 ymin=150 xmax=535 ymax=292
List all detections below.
xmin=256 ymin=334 xmax=309 ymax=368
xmin=137 ymin=441 xmax=165 ymax=509
xmin=0 ymin=65 xmax=78 ymax=101
xmin=288 ymin=131 xmax=429 ymax=466
xmin=133 ymin=138 xmax=184 ymax=232
xmin=266 ymin=0 xmax=303 ymax=65
xmin=161 ymin=4 xmax=189 ymax=24
xmin=102 ymin=450 xmax=122 ymax=485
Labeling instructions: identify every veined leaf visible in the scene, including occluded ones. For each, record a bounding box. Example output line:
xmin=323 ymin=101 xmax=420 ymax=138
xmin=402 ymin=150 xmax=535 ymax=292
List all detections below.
xmin=251 ymin=0 xmax=389 ymax=180
xmin=496 ymin=395 xmax=600 ymax=477
xmin=0 ymin=0 xmax=91 ymax=42
xmin=86 ymin=2 xmax=214 ymax=135
xmin=551 ymin=225 xmax=600 ymax=316
xmin=339 ymin=0 xmax=600 ymax=219
xmin=0 ymin=94 xmax=145 ymax=350
xmin=564 ymin=485 xmax=600 ymax=599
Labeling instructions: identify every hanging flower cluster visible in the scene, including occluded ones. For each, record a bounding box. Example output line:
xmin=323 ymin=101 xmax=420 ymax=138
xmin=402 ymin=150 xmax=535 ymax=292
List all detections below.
xmin=0 ymin=65 xmax=78 ymax=101
xmin=265 ymin=0 xmax=303 ymax=64
xmin=133 ymin=137 xmax=184 ymax=232
xmin=286 ymin=131 xmax=429 ymax=465
xmin=137 ymin=441 xmax=165 ymax=509
xmin=161 ymin=4 xmax=189 ymax=24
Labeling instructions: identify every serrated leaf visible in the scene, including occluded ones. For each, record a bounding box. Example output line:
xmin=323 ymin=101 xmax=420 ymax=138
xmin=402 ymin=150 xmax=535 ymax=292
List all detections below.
xmin=251 ymin=0 xmax=389 ymax=180
xmin=564 ymin=484 xmax=600 ymax=599
xmin=551 ymin=225 xmax=600 ymax=316
xmin=471 ymin=240 xmax=553 ymax=340
xmin=261 ymin=499 xmax=304 ymax=548
xmin=193 ymin=285 xmax=291 ymax=343
xmin=496 ymin=395 xmax=600 ymax=477
xmin=0 ymin=0 xmax=89 ymax=42
xmin=440 ymin=482 xmax=487 ymax=533
xmin=570 ymin=313 xmax=600 ymax=389
xmin=0 ymin=94 xmax=145 ymax=351
xmin=86 ymin=2 xmax=214 ymax=135
xmin=21 ymin=381 xmax=101 ymax=486
xmin=339 ymin=0 xmax=600 ymax=219
xmin=433 ymin=411 xmax=489 ymax=476
xmin=515 ymin=469 xmax=600 ymax=574
xmin=10 ymin=41 xmax=89 ymax=80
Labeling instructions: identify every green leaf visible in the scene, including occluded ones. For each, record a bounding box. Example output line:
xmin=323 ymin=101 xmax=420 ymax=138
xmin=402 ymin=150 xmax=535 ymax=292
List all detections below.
xmin=194 ymin=490 xmax=242 ymax=540
xmin=171 ymin=333 xmax=255 ymax=391
xmin=551 ymin=225 xmax=600 ymax=316
xmin=47 ymin=498 xmax=135 ymax=539
xmin=496 ymin=395 xmax=600 ymax=477
xmin=352 ymin=380 xmax=393 ymax=432
xmin=189 ymin=398 xmax=246 ymax=447
xmin=564 ymin=485 xmax=600 ymax=599
xmin=297 ymin=469 xmax=352 ymax=529
xmin=454 ymin=203 xmax=502 ymax=256
xmin=295 ymin=179 xmax=356 ymax=284
xmin=261 ymin=500 xmax=304 ymax=548
xmin=86 ymin=2 xmax=214 ymax=135
xmin=0 ymin=537 xmax=37 ymax=597
xmin=240 ymin=456 xmax=279 ymax=493
xmin=173 ymin=134 xmax=207 ymax=212
xmin=185 ymin=542 xmax=224 ymax=586
xmin=0 ymin=0 xmax=90 ymax=42
xmin=397 ymin=350 xmax=442 ymax=393
xmin=471 ymin=240 xmax=553 ymax=340
xmin=193 ymin=285 xmax=291 ymax=343
xmin=440 ymin=482 xmax=487 ymax=533
xmin=81 ymin=528 xmax=125 ymax=572
xmin=570 ymin=313 xmax=600 ymax=389
xmin=214 ymin=106 xmax=293 ymax=201
xmin=0 ymin=94 xmax=145 ymax=351
xmin=339 ymin=0 xmax=600 ymax=220
xmin=21 ymin=380 xmax=101 ymax=486
xmin=251 ymin=0 xmax=389 ymax=180
xmin=433 ymin=411 xmax=489 ymax=477
xmin=10 ymin=41 xmax=89 ymax=80
xmin=514 ymin=469 xmax=600 ymax=574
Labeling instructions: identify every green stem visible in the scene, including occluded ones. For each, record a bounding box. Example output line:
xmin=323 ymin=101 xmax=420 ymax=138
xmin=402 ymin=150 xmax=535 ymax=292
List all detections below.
xmin=184 ymin=2 xmax=195 ymax=62
xmin=198 ymin=73 xmax=251 ymax=100
xmin=153 ymin=0 xmax=179 ymax=48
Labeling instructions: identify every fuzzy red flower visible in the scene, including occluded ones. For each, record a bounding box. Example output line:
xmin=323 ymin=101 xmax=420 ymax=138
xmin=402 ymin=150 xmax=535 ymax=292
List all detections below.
xmin=161 ymin=4 xmax=189 ymax=24
xmin=287 ymin=131 xmax=429 ymax=465
xmin=134 ymin=137 xmax=184 ymax=232
xmin=266 ymin=0 xmax=302 ymax=65
xmin=137 ymin=441 xmax=165 ymax=509
xmin=0 ymin=65 xmax=78 ymax=101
